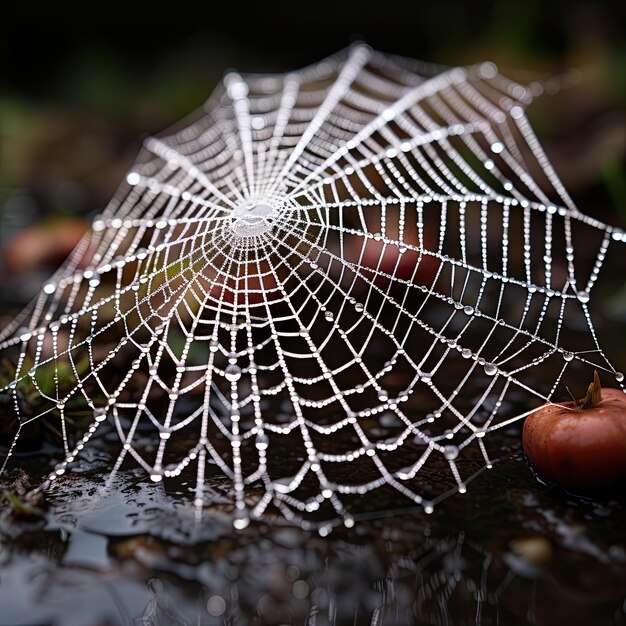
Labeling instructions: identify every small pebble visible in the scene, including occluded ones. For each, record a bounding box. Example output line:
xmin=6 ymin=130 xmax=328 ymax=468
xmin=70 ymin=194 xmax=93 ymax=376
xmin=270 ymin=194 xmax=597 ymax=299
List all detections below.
xmin=510 ymin=536 xmax=553 ymax=565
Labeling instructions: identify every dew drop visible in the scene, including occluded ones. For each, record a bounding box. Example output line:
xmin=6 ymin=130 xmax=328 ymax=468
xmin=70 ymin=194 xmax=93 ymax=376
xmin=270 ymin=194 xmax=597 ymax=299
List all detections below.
xmin=233 ymin=513 xmax=250 ymax=530
xmin=616 ymin=372 xmax=625 ymax=382
xmin=225 ymin=364 xmax=241 ymax=382
xmin=377 ymin=389 xmax=389 ymax=402
xmin=461 ymin=348 xmax=473 ymax=359
xmin=443 ymin=445 xmax=459 ymax=460
xmin=255 ymin=432 xmax=269 ymax=450
xmin=484 ymin=363 xmax=498 ymax=376
xmin=463 ymin=305 xmax=474 ymax=315
xmin=126 ymin=171 xmax=141 ymax=185
xmin=577 ymin=291 xmax=590 ymax=303
xmin=324 ymin=311 xmax=334 ymax=322
xmin=354 ymin=303 xmax=364 ymax=313
xmin=93 ymin=408 xmax=108 ymax=423
xmin=150 ymin=471 xmax=163 ymax=483
xmin=562 ymin=351 xmax=574 ymax=362
xmin=318 ymin=524 xmax=332 ymax=537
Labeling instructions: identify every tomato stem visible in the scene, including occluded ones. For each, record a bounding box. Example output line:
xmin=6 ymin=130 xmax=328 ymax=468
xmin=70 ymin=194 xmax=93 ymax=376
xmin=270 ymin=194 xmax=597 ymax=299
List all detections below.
xmin=566 ymin=370 xmax=603 ymax=410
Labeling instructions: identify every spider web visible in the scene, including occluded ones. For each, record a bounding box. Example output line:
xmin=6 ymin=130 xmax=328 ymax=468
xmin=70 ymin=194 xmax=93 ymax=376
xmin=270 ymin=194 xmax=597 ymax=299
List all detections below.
xmin=1 ymin=45 xmax=624 ymax=531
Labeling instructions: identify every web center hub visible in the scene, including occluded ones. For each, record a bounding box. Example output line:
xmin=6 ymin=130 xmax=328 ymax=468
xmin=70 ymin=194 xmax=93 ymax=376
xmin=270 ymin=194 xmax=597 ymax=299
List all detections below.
xmin=231 ymin=202 xmax=275 ymax=237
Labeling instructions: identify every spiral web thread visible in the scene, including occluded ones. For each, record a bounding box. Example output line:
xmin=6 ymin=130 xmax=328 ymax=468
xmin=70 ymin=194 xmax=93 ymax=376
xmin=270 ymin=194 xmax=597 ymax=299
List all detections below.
xmin=1 ymin=45 xmax=624 ymax=531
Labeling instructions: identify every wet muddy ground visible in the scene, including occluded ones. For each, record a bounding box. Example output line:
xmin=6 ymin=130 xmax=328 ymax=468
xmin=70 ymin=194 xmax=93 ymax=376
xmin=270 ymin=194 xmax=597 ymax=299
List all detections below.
xmin=1 ymin=380 xmax=625 ymax=626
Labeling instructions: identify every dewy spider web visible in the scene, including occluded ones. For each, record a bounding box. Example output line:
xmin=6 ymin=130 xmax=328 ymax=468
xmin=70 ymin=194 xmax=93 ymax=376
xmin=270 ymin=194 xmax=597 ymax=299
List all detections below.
xmin=1 ymin=45 xmax=624 ymax=531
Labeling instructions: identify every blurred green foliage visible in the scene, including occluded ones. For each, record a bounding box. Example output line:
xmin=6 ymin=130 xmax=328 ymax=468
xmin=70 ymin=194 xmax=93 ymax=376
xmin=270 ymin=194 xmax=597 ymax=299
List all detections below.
xmin=0 ymin=1 xmax=624 ymax=254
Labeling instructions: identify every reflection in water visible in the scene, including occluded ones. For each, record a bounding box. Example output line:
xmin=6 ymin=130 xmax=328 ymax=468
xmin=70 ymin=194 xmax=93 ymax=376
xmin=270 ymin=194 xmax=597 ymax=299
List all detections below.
xmin=129 ymin=527 xmax=625 ymax=626
xmin=134 ymin=532 xmax=503 ymax=626
xmin=1 ymin=451 xmax=625 ymax=626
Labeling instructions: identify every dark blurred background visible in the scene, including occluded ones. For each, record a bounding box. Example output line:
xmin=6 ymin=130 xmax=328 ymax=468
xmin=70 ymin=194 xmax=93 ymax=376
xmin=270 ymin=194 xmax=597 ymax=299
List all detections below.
xmin=1 ymin=0 xmax=625 ymax=304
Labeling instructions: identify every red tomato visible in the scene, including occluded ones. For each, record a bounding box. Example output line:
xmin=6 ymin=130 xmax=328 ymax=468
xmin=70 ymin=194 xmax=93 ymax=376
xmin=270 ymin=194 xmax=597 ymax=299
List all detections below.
xmin=523 ymin=383 xmax=626 ymax=490
xmin=343 ymin=216 xmax=440 ymax=286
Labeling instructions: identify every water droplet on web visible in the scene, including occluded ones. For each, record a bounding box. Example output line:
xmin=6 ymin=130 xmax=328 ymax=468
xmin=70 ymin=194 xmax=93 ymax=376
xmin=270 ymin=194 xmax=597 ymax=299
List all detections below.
xmin=577 ymin=291 xmax=590 ymax=303
xmin=94 ymin=408 xmax=108 ymax=422
xmin=126 ymin=171 xmax=141 ymax=185
xmin=443 ymin=445 xmax=459 ymax=460
xmin=255 ymin=432 xmax=269 ymax=450
xmin=324 ymin=311 xmax=334 ymax=322
xmin=225 ymin=364 xmax=241 ymax=382
xmin=461 ymin=348 xmax=472 ymax=359
xmin=354 ymin=303 xmax=364 ymax=313
xmin=150 ymin=470 xmax=163 ymax=483
xmin=616 ymin=372 xmax=625 ymax=382
xmin=562 ymin=351 xmax=574 ymax=362
xmin=377 ymin=389 xmax=389 ymax=402
xmin=483 ymin=363 xmax=498 ymax=376
xmin=233 ymin=511 xmax=250 ymax=530
xmin=463 ymin=306 xmax=474 ymax=315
